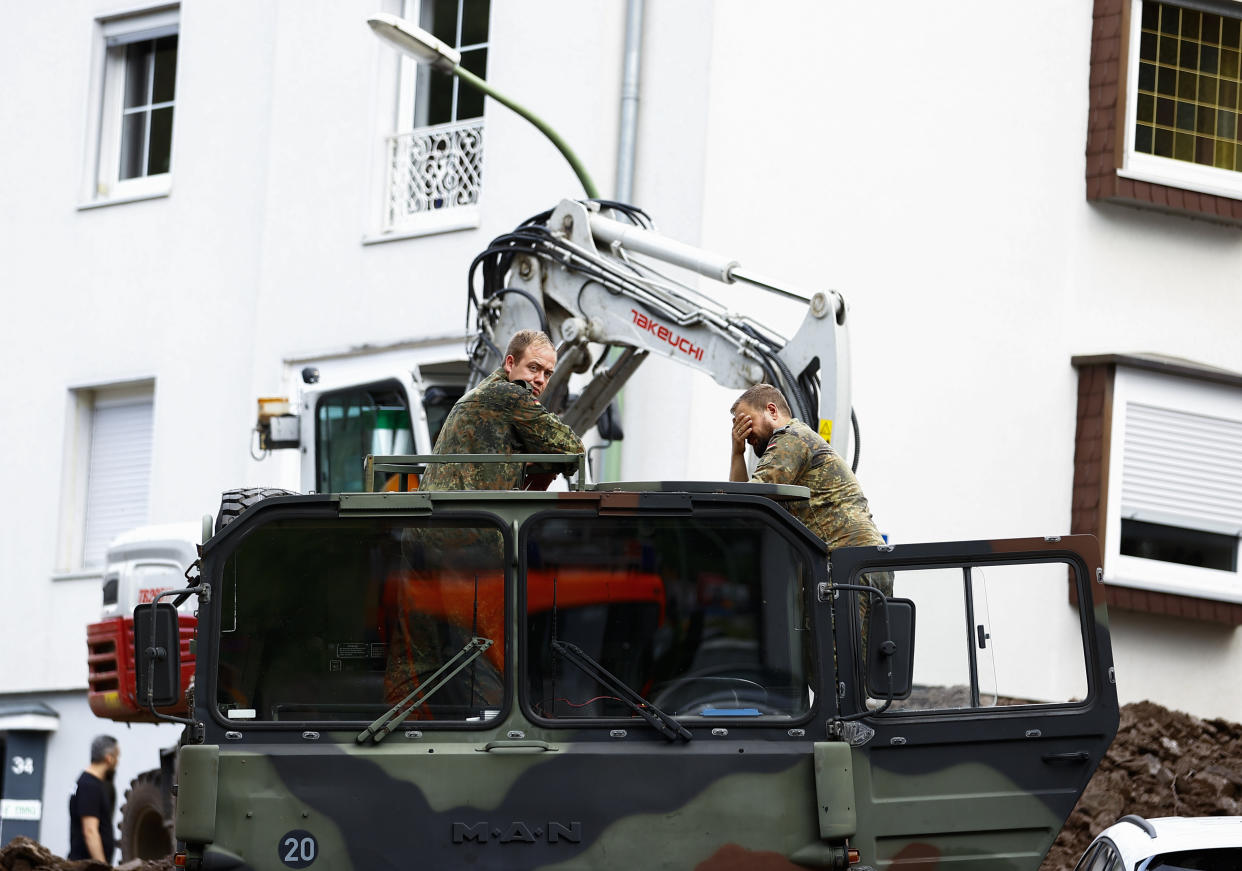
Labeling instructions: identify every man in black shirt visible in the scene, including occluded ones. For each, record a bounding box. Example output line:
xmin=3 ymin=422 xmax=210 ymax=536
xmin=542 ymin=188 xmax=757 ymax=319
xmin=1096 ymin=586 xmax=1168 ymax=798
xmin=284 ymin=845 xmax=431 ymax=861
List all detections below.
xmin=68 ymin=734 xmax=120 ymax=863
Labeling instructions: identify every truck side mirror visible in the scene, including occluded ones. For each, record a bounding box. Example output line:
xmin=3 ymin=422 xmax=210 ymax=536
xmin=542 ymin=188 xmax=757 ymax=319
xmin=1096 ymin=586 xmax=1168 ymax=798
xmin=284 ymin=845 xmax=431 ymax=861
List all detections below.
xmin=134 ymin=603 xmax=182 ymax=708
xmin=596 ymin=400 xmax=624 ymax=442
xmin=866 ymin=598 xmax=916 ymax=700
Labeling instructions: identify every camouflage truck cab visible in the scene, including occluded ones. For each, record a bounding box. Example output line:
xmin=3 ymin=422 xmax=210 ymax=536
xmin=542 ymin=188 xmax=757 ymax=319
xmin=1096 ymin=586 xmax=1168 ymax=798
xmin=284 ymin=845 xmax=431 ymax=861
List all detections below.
xmin=149 ymin=482 xmax=1117 ymax=871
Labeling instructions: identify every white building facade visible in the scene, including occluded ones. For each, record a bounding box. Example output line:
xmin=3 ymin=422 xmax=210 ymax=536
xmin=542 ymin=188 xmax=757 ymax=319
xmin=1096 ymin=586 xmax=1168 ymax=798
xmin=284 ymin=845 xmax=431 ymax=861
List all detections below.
xmin=1 ymin=0 xmax=1241 ymax=853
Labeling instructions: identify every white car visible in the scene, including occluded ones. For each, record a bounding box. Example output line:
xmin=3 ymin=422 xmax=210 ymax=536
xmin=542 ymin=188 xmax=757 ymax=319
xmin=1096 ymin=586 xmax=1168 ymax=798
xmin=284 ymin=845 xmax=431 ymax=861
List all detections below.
xmin=1074 ymin=815 xmax=1242 ymax=871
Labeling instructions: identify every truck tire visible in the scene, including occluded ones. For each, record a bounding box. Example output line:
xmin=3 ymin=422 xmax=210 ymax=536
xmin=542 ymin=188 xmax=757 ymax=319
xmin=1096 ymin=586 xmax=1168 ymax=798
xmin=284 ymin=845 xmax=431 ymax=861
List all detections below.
xmin=216 ymin=487 xmax=297 ymax=531
xmin=119 ymin=769 xmax=173 ymax=861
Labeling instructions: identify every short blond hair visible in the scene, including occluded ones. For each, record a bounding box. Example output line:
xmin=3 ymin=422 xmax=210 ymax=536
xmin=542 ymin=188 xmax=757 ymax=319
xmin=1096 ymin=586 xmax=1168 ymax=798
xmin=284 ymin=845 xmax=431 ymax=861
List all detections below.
xmin=731 ymin=383 xmax=792 ymax=417
xmin=506 ymin=329 xmax=554 ymax=362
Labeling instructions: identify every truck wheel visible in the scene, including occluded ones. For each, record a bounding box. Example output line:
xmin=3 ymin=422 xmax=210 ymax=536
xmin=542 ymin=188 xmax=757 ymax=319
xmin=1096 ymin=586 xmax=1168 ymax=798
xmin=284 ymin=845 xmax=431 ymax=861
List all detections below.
xmin=216 ymin=487 xmax=297 ymax=531
xmin=119 ymin=770 xmax=173 ymax=861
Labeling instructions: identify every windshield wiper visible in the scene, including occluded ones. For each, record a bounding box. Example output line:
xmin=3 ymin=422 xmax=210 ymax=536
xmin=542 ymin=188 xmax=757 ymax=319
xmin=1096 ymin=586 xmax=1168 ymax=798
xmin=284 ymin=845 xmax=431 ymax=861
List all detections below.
xmin=357 ymin=636 xmax=493 ymax=745
xmin=552 ymin=640 xmax=691 ymax=742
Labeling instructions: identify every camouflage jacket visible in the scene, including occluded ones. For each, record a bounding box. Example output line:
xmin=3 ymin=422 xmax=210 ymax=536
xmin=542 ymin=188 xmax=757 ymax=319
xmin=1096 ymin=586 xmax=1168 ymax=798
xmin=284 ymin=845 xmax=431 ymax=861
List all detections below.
xmin=750 ymin=418 xmax=883 ymax=551
xmin=419 ymin=369 xmax=584 ymax=491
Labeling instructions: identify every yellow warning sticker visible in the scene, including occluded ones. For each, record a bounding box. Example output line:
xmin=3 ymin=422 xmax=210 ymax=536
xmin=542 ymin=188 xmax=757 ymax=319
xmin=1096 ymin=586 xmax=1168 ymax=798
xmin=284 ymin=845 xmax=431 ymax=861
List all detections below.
xmin=818 ymin=419 xmax=833 ymax=442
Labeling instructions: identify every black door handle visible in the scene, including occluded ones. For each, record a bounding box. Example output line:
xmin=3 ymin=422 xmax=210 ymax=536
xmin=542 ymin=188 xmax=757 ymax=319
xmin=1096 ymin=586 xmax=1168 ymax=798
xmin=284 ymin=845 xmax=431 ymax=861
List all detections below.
xmin=1042 ymin=751 xmax=1090 ymax=764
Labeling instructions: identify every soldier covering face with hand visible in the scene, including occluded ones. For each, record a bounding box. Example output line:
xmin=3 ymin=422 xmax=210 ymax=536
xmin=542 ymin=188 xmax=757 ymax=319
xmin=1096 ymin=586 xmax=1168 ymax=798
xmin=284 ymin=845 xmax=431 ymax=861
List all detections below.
xmin=729 ymin=383 xmax=892 ymax=605
xmin=729 ymin=383 xmax=883 ymax=551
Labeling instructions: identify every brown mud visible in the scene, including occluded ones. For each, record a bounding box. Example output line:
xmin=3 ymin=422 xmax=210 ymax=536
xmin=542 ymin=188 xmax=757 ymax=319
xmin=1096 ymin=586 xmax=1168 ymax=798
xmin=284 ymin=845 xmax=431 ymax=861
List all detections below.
xmin=0 ymin=838 xmax=172 ymax=871
xmin=1041 ymin=700 xmax=1242 ymax=871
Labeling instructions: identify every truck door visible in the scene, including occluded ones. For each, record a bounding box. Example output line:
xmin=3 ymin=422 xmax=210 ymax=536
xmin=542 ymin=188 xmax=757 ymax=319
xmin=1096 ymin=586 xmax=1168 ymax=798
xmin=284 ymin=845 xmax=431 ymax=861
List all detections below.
xmin=829 ymin=536 xmax=1118 ymax=871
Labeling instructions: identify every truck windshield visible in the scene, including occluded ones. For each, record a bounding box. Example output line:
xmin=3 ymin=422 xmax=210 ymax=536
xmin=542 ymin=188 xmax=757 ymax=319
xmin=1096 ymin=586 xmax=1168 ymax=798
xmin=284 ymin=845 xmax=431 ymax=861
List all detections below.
xmin=214 ymin=517 xmax=505 ymax=725
xmin=524 ymin=513 xmax=814 ymax=722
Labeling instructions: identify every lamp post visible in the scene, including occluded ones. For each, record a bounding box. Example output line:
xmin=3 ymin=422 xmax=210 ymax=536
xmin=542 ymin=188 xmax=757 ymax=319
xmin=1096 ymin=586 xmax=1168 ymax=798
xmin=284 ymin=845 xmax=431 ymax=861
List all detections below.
xmin=367 ymin=13 xmax=600 ymax=199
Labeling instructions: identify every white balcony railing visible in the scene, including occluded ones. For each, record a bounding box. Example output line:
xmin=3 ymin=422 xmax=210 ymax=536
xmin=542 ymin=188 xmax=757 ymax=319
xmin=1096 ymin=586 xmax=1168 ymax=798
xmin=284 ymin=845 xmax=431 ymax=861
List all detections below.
xmin=385 ymin=119 xmax=484 ymax=230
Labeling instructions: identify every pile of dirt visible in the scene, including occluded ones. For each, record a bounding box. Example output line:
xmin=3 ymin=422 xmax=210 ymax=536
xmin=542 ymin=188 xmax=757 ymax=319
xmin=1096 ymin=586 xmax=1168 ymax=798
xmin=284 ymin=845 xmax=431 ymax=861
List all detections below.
xmin=1040 ymin=700 xmax=1242 ymax=871
xmin=0 ymin=838 xmax=172 ymax=871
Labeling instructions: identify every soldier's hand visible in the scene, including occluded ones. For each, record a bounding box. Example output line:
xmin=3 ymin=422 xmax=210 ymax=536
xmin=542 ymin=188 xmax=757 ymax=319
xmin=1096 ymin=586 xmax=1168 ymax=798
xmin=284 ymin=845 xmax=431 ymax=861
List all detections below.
xmin=731 ymin=412 xmax=752 ymax=457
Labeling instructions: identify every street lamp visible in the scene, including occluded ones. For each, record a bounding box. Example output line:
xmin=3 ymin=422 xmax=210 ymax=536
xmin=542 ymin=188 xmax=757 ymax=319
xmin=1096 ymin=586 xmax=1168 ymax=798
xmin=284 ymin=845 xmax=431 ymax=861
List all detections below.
xmin=368 ymin=13 xmax=600 ymax=199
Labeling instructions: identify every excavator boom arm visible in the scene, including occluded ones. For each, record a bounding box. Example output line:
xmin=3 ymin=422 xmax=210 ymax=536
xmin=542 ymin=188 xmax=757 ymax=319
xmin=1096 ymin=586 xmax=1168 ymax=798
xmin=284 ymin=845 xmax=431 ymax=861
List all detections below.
xmin=468 ymin=199 xmax=851 ymax=454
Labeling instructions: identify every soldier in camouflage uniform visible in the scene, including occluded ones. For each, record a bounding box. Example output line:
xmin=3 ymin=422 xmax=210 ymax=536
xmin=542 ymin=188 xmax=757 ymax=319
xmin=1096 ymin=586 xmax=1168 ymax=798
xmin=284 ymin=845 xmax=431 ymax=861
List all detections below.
xmin=419 ymin=329 xmax=584 ymax=491
xmin=390 ymin=332 xmax=582 ymax=713
xmin=729 ymin=384 xmax=892 ymax=635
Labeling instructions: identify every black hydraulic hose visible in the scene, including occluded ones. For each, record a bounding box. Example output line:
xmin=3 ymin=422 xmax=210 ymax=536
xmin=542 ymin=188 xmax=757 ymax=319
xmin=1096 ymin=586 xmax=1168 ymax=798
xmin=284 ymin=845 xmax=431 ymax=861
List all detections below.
xmin=476 ymin=234 xmax=631 ymax=305
xmin=479 ymin=234 xmax=548 ymax=299
xmin=795 ymin=369 xmax=860 ymax=472
xmin=472 ymin=226 xmax=620 ymax=305
xmin=764 ymin=348 xmax=813 ymax=425
xmin=466 ymin=230 xmax=562 ymax=330
xmin=491 ymin=287 xmax=550 ymax=333
xmin=466 ymin=334 xmax=502 ymax=381
xmin=518 ymin=207 xmax=555 ymax=228
xmin=737 ymin=322 xmax=782 ymax=352
xmin=589 ymin=199 xmax=654 ymax=228
xmin=798 ymin=371 xmax=820 ymax=426
xmin=851 ymin=408 xmax=861 ymax=473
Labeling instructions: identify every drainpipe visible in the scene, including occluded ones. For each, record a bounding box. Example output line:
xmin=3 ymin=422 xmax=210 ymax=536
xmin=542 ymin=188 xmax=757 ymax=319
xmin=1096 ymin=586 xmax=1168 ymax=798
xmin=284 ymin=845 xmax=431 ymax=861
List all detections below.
xmin=605 ymin=0 xmax=644 ymax=481
xmin=615 ymin=0 xmax=644 ymax=203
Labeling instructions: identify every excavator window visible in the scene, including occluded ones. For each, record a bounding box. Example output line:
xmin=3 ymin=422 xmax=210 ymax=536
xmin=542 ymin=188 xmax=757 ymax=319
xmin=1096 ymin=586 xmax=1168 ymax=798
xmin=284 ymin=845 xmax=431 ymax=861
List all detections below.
xmin=315 ymin=381 xmax=413 ymax=493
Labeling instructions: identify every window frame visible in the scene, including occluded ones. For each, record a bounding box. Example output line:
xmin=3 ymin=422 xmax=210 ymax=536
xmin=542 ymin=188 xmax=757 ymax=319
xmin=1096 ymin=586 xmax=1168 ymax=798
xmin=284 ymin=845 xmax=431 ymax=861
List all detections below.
xmin=206 ymin=507 xmax=514 ymax=732
xmin=55 ymin=380 xmax=156 ymax=577
xmin=395 ymin=0 xmax=489 ymax=133
xmin=1120 ymin=0 xmax=1242 ymax=200
xmin=1071 ymin=354 xmax=1242 ymax=623
xmin=852 ymin=554 xmax=1098 ymax=718
xmin=81 ymin=5 xmax=179 ymax=208
xmin=1096 ymin=840 xmax=1126 ymax=871
xmin=313 ymin=378 xmax=415 ymax=495
xmin=1086 ymin=0 xmax=1242 ymax=224
xmin=369 ymin=0 xmax=489 ymax=239
xmin=1074 ymin=839 xmax=1126 ymax=871
xmin=1104 ymin=366 xmax=1242 ymax=601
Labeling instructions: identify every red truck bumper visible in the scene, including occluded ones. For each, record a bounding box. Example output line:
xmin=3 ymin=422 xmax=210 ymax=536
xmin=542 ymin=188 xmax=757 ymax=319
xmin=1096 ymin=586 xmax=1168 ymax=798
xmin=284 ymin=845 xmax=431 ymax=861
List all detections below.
xmin=87 ymin=615 xmax=196 ymax=722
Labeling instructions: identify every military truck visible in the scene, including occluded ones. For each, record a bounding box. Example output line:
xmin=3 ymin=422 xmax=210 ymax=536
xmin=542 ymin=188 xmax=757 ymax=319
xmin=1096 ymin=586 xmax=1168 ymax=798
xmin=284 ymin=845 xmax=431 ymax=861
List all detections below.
xmin=134 ymin=465 xmax=1117 ymax=871
xmin=110 ymin=197 xmax=1117 ymax=868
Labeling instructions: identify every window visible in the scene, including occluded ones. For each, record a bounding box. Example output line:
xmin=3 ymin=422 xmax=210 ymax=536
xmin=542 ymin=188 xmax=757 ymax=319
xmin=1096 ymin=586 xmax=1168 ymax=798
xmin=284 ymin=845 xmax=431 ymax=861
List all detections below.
xmin=87 ymin=8 xmax=179 ymax=204
xmin=1085 ymin=841 xmax=1125 ymax=871
xmin=58 ymin=383 xmax=155 ymax=573
xmin=313 ymin=379 xmax=464 ymax=493
xmin=1132 ymin=3 xmax=1242 ymax=178
xmin=524 ymin=514 xmax=815 ymax=722
xmin=1087 ymin=0 xmax=1242 ymax=223
xmin=214 ymin=516 xmax=506 ymax=724
xmin=1149 ymin=848 xmax=1242 ymax=869
xmin=861 ymin=562 xmax=1089 ymax=713
xmin=382 ymin=0 xmax=490 ymax=234
xmin=1071 ymin=355 xmax=1242 ymax=622
xmin=316 ymin=382 xmax=414 ymax=494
